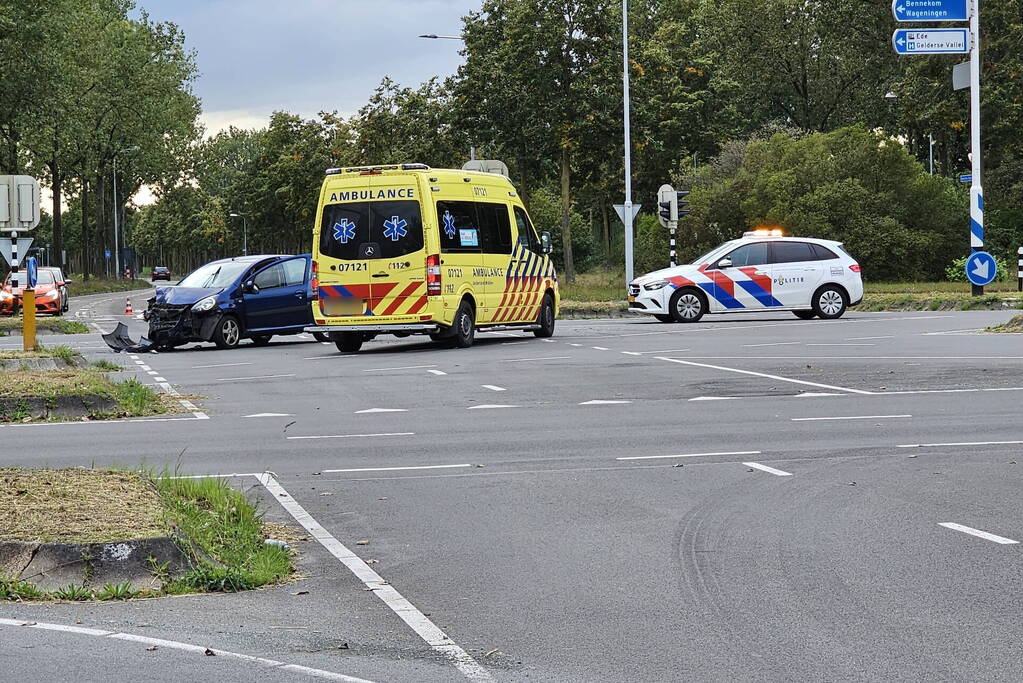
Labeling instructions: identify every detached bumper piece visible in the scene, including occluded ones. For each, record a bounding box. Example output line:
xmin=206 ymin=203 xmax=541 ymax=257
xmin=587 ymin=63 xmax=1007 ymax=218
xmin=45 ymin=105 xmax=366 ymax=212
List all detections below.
xmin=102 ymin=322 xmax=155 ymax=353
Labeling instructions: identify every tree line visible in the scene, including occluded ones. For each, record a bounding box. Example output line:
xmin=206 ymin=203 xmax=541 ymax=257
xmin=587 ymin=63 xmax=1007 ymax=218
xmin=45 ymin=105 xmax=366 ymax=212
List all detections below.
xmin=4 ymin=0 xmax=1021 ymax=283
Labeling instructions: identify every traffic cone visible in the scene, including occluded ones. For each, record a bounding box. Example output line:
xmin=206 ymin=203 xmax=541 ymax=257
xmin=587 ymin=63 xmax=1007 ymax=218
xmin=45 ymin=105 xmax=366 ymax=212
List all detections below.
xmin=124 ymin=297 xmax=133 ymax=316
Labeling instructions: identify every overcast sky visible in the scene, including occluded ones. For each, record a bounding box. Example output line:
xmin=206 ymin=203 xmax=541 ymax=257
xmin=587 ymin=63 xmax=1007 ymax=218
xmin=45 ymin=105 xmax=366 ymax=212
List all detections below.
xmin=133 ymin=0 xmax=480 ymax=135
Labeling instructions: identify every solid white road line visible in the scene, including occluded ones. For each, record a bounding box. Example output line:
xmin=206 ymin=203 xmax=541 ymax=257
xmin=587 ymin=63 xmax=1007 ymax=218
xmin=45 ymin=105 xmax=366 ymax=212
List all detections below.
xmin=877 ymin=387 xmax=1023 ymax=396
xmin=304 ymin=354 xmax=356 ymax=360
xmin=364 ymin=365 xmax=437 ymax=372
xmin=192 ymin=362 xmax=254 ymax=369
xmin=355 ymin=408 xmax=409 ymax=414
xmin=243 ymin=412 xmax=294 ymax=418
xmin=216 ymin=374 xmax=296 ymax=382
xmin=898 ymin=440 xmax=1023 ymax=449
xmin=938 ymin=523 xmax=1019 ymax=545
xmin=579 ymin=400 xmax=631 ymax=405
xmin=635 ymin=349 xmax=692 ymax=355
xmin=847 ymin=336 xmax=894 ymax=341
xmin=482 ymin=385 xmax=507 ymax=392
xmin=689 ymin=396 xmax=740 ymax=402
xmin=324 ymin=464 xmax=473 ymax=473
xmin=791 ymin=414 xmax=912 ymax=422
xmin=743 ymin=462 xmax=793 ymax=477
xmin=286 ymin=432 xmax=415 ymax=441
xmin=797 ymin=392 xmax=845 ymax=397
xmin=502 ymin=356 xmax=571 ymax=363
xmin=428 ymin=369 xmax=448 ymax=376
xmin=618 ymin=450 xmax=761 ymax=461
xmin=0 ymin=618 xmax=375 ymax=682
xmin=256 ymin=474 xmax=493 ymax=682
xmin=806 ymin=343 xmax=876 ymax=347
xmin=656 ymin=357 xmax=874 ymax=395
xmin=743 ymin=341 xmax=802 ymax=348
xmin=467 ymin=404 xmax=519 ymax=410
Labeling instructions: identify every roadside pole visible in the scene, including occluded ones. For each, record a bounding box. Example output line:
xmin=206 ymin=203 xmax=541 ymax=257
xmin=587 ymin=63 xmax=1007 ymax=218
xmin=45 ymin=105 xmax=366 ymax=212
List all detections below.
xmin=1017 ymin=247 xmax=1022 ymax=292
xmin=621 ymin=0 xmax=634 ymax=286
xmin=22 ymin=257 xmax=37 ymax=351
xmin=968 ymin=0 xmax=984 ymax=296
xmin=0 ymin=176 xmax=41 ymax=348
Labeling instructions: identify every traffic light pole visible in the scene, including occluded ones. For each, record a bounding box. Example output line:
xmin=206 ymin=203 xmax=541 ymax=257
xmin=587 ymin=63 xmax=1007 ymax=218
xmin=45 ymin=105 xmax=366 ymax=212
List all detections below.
xmin=669 ymin=221 xmax=677 ymax=267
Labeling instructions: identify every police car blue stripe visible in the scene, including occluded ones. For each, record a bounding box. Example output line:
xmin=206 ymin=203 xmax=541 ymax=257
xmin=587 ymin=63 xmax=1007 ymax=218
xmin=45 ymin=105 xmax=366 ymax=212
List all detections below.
xmin=736 ymin=280 xmax=784 ymax=307
xmin=698 ymin=282 xmax=745 ymax=310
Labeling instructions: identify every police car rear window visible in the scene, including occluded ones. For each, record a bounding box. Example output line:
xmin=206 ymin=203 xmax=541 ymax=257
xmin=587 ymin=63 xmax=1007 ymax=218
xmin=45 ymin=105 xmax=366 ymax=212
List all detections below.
xmin=320 ymin=201 xmax=424 ymax=260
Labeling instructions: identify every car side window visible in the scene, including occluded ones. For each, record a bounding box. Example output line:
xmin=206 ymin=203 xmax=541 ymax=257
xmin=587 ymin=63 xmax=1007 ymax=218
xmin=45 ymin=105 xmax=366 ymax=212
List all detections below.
xmin=811 ymin=244 xmax=839 ymax=260
xmin=513 ymin=206 xmax=541 ymax=253
xmin=477 ymin=203 xmax=513 ymax=255
xmin=282 ymin=258 xmax=307 ymax=287
xmin=253 ymin=264 xmax=284 ymax=290
xmin=770 ymin=242 xmax=815 ymax=264
xmin=438 ymin=201 xmax=482 ymax=254
xmin=723 ymin=243 xmax=768 ymax=268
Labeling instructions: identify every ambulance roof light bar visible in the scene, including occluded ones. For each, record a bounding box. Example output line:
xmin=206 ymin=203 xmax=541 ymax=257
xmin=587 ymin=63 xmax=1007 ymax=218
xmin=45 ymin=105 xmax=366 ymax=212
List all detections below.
xmin=325 ymin=163 xmax=430 ymax=176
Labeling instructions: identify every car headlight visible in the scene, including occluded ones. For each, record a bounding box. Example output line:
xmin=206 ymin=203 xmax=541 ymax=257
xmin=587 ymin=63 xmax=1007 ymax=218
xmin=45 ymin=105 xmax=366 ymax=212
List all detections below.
xmin=0 ymin=291 xmax=11 ymax=301
xmin=643 ymin=280 xmax=670 ymax=291
xmin=45 ymin=289 xmax=60 ymax=299
xmin=192 ymin=296 xmax=217 ymax=313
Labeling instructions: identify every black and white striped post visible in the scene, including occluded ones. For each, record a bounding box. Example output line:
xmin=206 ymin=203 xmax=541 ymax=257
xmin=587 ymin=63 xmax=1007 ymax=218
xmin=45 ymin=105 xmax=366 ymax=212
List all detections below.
xmin=670 ymin=224 xmax=677 ymax=268
xmin=1017 ymin=247 xmax=1022 ymax=292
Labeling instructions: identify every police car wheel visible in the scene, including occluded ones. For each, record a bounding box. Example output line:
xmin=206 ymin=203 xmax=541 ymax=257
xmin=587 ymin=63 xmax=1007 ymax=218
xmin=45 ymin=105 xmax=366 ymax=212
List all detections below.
xmin=451 ymin=301 xmax=476 ymax=348
xmin=669 ymin=289 xmax=706 ymax=323
xmin=654 ymin=314 xmax=674 ymax=324
xmin=213 ymin=315 xmax=242 ymax=349
xmin=533 ymin=294 xmax=555 ymax=338
xmin=792 ymin=310 xmax=816 ymax=320
xmin=812 ymin=286 xmax=847 ymax=320
xmin=335 ymin=333 xmax=363 ymax=353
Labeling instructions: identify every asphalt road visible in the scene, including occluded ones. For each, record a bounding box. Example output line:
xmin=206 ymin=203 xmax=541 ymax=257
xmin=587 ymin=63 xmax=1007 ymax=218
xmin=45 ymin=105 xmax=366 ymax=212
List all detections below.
xmin=2 ymin=291 xmax=1022 ymax=682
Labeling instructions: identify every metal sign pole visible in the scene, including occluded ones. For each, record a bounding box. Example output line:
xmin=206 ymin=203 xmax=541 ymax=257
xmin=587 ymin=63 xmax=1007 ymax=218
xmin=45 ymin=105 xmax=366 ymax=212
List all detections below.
xmin=968 ymin=0 xmax=984 ymax=296
xmin=621 ymin=0 xmax=635 ymax=286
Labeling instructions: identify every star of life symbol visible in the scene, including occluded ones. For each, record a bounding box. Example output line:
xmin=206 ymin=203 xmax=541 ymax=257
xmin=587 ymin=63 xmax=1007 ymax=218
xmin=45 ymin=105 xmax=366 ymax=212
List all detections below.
xmin=333 ymin=219 xmax=356 ymax=244
xmin=383 ymin=216 xmax=408 ymax=241
xmin=442 ymin=210 xmax=457 ymax=238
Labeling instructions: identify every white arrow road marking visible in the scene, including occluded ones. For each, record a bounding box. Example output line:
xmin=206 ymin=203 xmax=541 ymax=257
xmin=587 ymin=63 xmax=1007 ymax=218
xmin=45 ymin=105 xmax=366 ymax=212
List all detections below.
xmin=939 ymin=523 xmax=1018 ymax=545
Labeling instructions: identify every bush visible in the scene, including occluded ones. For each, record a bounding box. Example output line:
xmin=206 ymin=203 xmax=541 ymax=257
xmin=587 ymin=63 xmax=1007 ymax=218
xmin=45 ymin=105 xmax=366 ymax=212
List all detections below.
xmin=526 ymin=188 xmax=600 ymax=273
xmin=944 ymin=253 xmax=1012 ymax=283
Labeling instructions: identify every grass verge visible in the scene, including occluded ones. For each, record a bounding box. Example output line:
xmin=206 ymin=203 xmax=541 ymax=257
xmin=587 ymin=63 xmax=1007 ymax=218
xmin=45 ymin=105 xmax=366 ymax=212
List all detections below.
xmin=0 ymin=469 xmax=293 ymax=601
xmin=0 ymin=345 xmax=77 ymax=362
xmin=157 ymin=475 xmax=293 ymax=593
xmin=0 ymin=369 xmax=168 ymax=421
xmin=986 ymin=313 xmax=1023 ymax=333
xmin=0 ymin=317 xmax=89 ymax=336
xmin=66 ymin=276 xmax=153 ymax=296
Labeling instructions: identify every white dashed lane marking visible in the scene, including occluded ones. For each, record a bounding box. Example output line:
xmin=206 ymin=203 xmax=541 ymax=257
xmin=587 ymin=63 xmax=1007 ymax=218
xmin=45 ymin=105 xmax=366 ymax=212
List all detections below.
xmin=938 ymin=523 xmax=1019 ymax=545
xmin=481 ymin=385 xmax=506 ymax=392
xmin=791 ymin=414 xmax=911 ymax=422
xmin=744 ymin=462 xmax=793 ymax=477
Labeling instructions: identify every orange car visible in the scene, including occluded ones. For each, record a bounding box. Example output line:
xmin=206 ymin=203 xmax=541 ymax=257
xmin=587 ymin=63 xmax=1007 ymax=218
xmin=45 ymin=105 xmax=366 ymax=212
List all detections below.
xmin=0 ymin=269 xmax=66 ymax=316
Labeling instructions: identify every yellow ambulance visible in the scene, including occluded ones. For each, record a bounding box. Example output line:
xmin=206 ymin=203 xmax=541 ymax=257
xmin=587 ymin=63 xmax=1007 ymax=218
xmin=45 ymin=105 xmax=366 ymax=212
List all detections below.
xmin=307 ymin=162 xmax=560 ymax=352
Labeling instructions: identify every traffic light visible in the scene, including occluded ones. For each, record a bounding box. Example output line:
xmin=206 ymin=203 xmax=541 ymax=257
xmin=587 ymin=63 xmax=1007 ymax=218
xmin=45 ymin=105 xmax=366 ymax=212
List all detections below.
xmin=676 ymin=190 xmax=691 ymax=218
xmin=657 ymin=184 xmax=677 ymax=228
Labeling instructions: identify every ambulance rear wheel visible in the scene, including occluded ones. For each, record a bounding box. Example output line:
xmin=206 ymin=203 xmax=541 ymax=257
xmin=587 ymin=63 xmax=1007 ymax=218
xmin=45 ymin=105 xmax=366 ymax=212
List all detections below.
xmin=533 ymin=294 xmax=555 ymax=338
xmin=335 ymin=333 xmax=364 ymax=353
xmin=451 ymin=300 xmax=476 ymax=348
xmin=313 ymin=333 xmax=329 ymax=342
xmin=792 ymin=310 xmax=816 ymax=320
xmin=669 ymin=289 xmax=706 ymax=323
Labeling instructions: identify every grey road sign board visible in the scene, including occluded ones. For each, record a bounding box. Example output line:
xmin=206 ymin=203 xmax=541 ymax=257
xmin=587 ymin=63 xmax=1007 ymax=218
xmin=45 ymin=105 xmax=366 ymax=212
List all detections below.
xmin=893 ymin=29 xmax=970 ymax=54
xmin=0 ymin=175 xmax=41 ymax=230
xmin=0 ymin=237 xmax=34 ymax=266
xmin=953 ymin=61 xmax=970 ymax=90
xmin=891 ymin=0 xmax=969 ymax=22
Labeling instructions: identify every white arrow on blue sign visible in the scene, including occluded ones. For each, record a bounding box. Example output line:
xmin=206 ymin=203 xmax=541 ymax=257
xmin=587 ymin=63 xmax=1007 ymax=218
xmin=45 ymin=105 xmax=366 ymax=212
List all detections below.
xmin=892 ymin=28 xmax=970 ymax=55
xmin=891 ymin=0 xmax=969 ymax=22
xmin=965 ymin=251 xmax=997 ymax=287
xmin=959 ymin=174 xmax=972 ymax=183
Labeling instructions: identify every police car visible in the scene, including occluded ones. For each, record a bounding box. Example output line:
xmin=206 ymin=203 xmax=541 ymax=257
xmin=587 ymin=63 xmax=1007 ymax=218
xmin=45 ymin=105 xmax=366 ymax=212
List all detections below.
xmin=628 ymin=230 xmax=863 ymax=323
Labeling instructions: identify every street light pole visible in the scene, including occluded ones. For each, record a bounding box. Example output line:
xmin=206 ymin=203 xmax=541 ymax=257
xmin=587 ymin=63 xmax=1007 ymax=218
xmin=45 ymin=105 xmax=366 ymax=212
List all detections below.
xmin=112 ymin=146 xmax=139 ymax=279
xmin=229 ymin=213 xmax=248 ymax=255
xmin=622 ymin=0 xmax=635 ymax=286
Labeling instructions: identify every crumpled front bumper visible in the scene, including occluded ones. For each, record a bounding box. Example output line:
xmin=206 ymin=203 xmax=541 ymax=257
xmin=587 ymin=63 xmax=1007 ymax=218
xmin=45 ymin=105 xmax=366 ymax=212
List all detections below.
xmin=145 ymin=303 xmax=221 ymax=345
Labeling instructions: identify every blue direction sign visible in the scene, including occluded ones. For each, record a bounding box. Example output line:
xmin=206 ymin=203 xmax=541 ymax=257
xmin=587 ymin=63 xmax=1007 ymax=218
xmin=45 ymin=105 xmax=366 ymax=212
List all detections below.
xmin=25 ymin=256 xmax=37 ymax=288
xmin=892 ymin=0 xmax=969 ymax=22
xmin=959 ymin=174 xmax=973 ymax=183
xmin=965 ymin=251 xmax=997 ymax=287
xmin=104 ymin=248 xmax=111 ymax=260
xmin=893 ymin=28 xmax=970 ymax=54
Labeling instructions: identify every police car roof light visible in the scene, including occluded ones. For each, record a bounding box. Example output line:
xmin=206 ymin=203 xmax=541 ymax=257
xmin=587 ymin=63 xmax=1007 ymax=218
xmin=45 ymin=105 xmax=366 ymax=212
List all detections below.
xmin=743 ymin=228 xmax=785 ymax=238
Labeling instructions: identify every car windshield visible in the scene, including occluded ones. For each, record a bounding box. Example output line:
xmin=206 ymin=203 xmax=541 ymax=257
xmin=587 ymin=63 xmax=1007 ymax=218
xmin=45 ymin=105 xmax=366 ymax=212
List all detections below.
xmin=177 ymin=261 xmax=249 ymax=288
xmin=4 ymin=270 xmax=53 ymax=285
xmin=691 ymin=241 xmax=739 ymax=266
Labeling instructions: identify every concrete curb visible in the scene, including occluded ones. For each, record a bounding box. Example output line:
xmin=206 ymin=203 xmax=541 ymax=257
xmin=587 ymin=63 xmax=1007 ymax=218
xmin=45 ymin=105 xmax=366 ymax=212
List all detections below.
xmin=0 ymin=536 xmax=190 ymax=592
xmin=0 ymin=357 xmax=77 ymax=371
xmin=0 ymin=394 xmax=118 ymax=420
